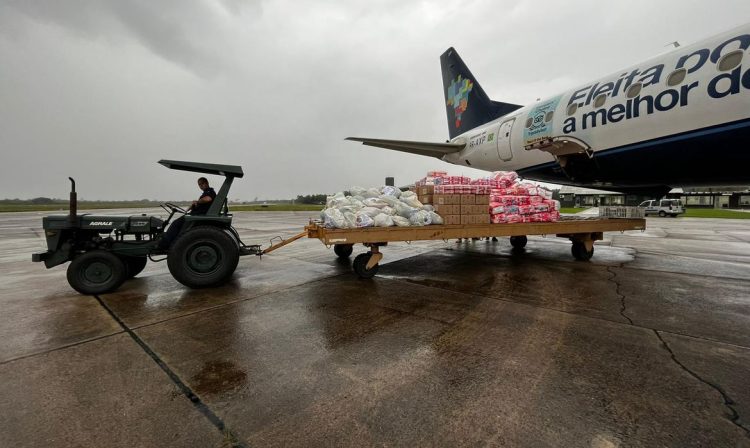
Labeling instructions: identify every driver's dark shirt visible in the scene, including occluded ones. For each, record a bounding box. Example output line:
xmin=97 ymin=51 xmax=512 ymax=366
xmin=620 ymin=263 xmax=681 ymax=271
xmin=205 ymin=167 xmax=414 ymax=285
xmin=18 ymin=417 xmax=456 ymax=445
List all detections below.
xmin=191 ymin=187 xmax=216 ymax=215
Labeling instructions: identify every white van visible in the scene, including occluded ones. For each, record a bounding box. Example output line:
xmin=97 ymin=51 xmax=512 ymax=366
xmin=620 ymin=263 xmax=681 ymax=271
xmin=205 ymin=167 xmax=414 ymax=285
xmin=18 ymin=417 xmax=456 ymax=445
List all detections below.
xmin=638 ymin=199 xmax=685 ymax=217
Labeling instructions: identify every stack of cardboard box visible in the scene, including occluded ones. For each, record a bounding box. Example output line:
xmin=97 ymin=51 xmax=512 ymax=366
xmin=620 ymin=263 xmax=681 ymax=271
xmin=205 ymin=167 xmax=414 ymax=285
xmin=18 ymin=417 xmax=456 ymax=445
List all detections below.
xmin=414 ymin=186 xmax=490 ymax=225
xmin=415 ymin=185 xmax=435 ymax=206
xmin=435 ymin=194 xmax=489 ymax=224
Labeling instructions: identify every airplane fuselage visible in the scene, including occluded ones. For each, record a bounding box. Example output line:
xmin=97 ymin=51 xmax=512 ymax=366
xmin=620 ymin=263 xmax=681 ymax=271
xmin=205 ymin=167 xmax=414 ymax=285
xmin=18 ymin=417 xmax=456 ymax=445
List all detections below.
xmin=443 ymin=24 xmax=750 ymax=191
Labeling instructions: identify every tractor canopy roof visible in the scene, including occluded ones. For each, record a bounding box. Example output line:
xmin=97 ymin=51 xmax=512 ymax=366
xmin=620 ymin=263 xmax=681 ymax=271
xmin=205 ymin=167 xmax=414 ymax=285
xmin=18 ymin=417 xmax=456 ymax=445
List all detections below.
xmin=158 ymin=160 xmax=244 ymax=178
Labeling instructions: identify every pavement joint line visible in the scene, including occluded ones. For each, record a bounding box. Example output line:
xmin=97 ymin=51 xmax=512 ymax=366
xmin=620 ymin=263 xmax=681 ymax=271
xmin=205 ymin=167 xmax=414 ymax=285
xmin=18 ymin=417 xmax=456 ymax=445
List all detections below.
xmin=606 ymin=265 xmax=634 ymax=325
xmin=654 ymin=329 xmax=750 ymax=438
xmin=382 ymin=273 xmax=750 ymax=351
xmin=0 ymin=330 xmax=125 ymax=366
xmin=92 ymin=294 xmax=250 ymax=448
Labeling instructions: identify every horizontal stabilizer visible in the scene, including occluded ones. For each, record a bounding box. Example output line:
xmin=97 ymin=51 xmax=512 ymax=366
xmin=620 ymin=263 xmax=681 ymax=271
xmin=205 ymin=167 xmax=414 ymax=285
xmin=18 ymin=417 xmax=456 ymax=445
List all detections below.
xmin=345 ymin=137 xmax=465 ymax=159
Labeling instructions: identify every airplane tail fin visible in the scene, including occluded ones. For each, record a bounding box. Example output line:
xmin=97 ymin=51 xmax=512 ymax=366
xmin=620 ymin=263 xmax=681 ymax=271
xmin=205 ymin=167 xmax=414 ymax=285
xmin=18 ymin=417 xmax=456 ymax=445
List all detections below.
xmin=441 ymin=47 xmax=522 ymax=139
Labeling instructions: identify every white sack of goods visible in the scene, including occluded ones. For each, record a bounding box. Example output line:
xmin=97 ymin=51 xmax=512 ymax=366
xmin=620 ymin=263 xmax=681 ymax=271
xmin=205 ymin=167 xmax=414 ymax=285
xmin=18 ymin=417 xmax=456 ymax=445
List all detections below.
xmin=321 ymin=186 xmax=441 ymax=229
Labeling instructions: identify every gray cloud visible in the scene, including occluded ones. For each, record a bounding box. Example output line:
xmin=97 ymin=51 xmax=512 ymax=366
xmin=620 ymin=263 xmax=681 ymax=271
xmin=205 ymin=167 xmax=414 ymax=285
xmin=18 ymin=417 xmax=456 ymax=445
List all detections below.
xmin=1 ymin=1 xmax=749 ymax=201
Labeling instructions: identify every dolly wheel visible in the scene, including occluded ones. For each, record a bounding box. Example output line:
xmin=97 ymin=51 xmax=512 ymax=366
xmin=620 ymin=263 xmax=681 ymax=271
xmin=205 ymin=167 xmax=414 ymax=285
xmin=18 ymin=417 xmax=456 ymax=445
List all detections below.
xmin=509 ymin=235 xmax=528 ymax=249
xmin=122 ymin=256 xmax=148 ymax=278
xmin=353 ymin=252 xmax=379 ymax=279
xmin=334 ymin=244 xmax=354 ymax=259
xmin=571 ymin=241 xmax=594 ymax=261
xmin=67 ymin=250 xmax=127 ymax=295
xmin=168 ymin=227 xmax=240 ymax=288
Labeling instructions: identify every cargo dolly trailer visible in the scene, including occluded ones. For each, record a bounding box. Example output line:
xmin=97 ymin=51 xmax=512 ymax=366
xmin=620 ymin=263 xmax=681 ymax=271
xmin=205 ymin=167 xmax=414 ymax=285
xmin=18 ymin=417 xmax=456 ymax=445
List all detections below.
xmin=299 ymin=218 xmax=646 ymax=278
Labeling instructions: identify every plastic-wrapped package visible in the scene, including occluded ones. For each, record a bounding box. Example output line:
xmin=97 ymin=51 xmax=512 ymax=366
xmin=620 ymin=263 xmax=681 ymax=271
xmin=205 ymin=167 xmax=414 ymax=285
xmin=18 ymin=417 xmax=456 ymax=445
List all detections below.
xmin=493 ymin=195 xmax=531 ymax=206
xmin=322 ymin=208 xmax=346 ymax=228
xmin=349 ymin=186 xmax=367 ymax=197
xmin=363 ymin=188 xmax=382 ymax=198
xmin=423 ymin=204 xmax=434 ymax=212
xmin=393 ymin=202 xmax=417 ymax=218
xmin=360 ymin=206 xmax=383 ymax=218
xmin=429 ymin=212 xmax=444 ymax=225
xmin=326 ymin=192 xmax=350 ymax=208
xmin=409 ymin=210 xmax=433 ymax=226
xmin=380 ymin=206 xmax=395 ymax=216
xmin=529 ymin=195 xmax=544 ymax=204
xmin=362 ymin=197 xmax=388 ymax=208
xmin=343 ymin=212 xmax=357 ymax=228
xmin=337 ymin=206 xmax=357 ymax=215
xmin=355 ymin=212 xmax=374 ymax=227
xmin=532 ymin=203 xmax=550 ymax=213
xmin=400 ymin=191 xmax=423 ymax=208
xmin=373 ymin=214 xmax=394 ymax=227
xmin=378 ymin=195 xmax=400 ymax=207
xmin=491 ymin=214 xmax=506 ymax=224
xmin=349 ymin=197 xmax=364 ymax=208
xmin=392 ymin=216 xmax=411 ymax=227
xmin=380 ymin=186 xmax=401 ymax=198
xmin=489 ymin=171 xmax=518 ymax=188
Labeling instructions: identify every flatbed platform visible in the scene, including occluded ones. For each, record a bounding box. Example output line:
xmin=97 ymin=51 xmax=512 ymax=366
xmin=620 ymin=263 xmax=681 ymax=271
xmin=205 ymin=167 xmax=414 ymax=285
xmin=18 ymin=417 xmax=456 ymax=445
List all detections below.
xmin=300 ymin=217 xmax=646 ymax=278
xmin=305 ymin=217 xmax=645 ymax=245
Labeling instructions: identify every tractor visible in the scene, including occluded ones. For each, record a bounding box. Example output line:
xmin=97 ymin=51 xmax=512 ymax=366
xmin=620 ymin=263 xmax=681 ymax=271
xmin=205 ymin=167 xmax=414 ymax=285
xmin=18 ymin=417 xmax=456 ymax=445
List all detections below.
xmin=32 ymin=160 xmax=260 ymax=295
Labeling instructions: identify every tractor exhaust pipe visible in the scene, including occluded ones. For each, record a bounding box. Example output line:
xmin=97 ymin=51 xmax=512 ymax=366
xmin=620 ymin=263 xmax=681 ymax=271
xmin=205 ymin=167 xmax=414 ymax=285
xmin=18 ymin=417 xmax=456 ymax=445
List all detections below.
xmin=69 ymin=177 xmax=77 ymax=225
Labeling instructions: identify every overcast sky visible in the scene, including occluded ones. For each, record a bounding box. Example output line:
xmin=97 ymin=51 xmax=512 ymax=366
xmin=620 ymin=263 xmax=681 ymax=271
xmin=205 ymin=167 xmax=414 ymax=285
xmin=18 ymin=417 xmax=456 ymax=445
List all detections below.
xmin=1 ymin=1 xmax=749 ymax=201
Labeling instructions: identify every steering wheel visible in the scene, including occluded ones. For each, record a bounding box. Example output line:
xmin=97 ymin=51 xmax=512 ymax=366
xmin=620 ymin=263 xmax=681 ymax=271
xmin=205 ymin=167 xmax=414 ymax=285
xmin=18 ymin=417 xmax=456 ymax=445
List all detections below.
xmin=161 ymin=202 xmax=188 ymax=215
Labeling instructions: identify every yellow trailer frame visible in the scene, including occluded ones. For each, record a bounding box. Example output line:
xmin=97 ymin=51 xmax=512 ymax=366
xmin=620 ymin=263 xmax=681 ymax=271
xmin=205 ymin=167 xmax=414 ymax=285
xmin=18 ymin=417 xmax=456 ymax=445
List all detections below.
xmin=293 ymin=218 xmax=646 ymax=278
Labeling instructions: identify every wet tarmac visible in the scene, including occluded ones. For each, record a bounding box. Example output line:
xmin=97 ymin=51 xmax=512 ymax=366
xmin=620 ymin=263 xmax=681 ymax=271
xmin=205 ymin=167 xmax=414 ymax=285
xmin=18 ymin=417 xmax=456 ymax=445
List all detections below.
xmin=1 ymin=210 xmax=749 ymax=447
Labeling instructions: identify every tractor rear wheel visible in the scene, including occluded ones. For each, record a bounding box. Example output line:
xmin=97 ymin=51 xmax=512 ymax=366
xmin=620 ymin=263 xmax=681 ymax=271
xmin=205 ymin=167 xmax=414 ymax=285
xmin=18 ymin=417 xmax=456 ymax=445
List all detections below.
xmin=122 ymin=256 xmax=148 ymax=278
xmin=167 ymin=226 xmax=240 ymax=288
xmin=67 ymin=250 xmax=127 ymax=295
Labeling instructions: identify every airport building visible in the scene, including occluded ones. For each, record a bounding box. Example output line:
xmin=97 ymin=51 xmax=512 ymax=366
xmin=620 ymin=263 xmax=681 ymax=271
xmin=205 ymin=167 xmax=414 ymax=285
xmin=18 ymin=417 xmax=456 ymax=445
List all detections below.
xmin=558 ymin=186 xmax=750 ymax=209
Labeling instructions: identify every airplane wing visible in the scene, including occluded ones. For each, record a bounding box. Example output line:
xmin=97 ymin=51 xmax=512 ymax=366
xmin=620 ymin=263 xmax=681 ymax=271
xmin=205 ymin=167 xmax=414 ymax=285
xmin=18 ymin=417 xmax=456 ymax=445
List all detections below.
xmin=345 ymin=137 xmax=465 ymax=159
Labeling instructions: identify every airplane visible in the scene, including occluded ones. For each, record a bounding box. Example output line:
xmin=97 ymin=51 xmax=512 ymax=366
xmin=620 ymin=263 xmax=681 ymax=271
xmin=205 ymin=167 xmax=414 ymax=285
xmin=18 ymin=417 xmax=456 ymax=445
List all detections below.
xmin=347 ymin=23 xmax=750 ymax=197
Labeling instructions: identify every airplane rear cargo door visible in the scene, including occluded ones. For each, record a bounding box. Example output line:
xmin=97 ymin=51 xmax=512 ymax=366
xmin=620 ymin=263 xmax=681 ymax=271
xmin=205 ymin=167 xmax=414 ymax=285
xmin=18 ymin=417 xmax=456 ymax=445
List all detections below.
xmin=496 ymin=119 xmax=514 ymax=161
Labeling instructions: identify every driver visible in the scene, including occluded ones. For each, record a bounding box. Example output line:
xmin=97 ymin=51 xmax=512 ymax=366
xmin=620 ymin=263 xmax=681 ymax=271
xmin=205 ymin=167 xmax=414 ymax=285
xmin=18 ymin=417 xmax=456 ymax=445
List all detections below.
xmin=157 ymin=177 xmax=216 ymax=250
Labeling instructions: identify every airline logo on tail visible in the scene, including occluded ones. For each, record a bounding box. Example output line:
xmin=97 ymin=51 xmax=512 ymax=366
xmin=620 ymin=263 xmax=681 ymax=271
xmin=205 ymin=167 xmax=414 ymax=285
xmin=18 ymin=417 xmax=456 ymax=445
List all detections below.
xmin=446 ymin=75 xmax=473 ymax=128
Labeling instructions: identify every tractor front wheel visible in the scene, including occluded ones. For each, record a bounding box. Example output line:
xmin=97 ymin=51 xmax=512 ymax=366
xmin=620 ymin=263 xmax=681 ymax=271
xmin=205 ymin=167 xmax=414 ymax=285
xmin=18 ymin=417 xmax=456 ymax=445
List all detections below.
xmin=67 ymin=250 xmax=127 ymax=295
xmin=167 ymin=227 xmax=240 ymax=288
